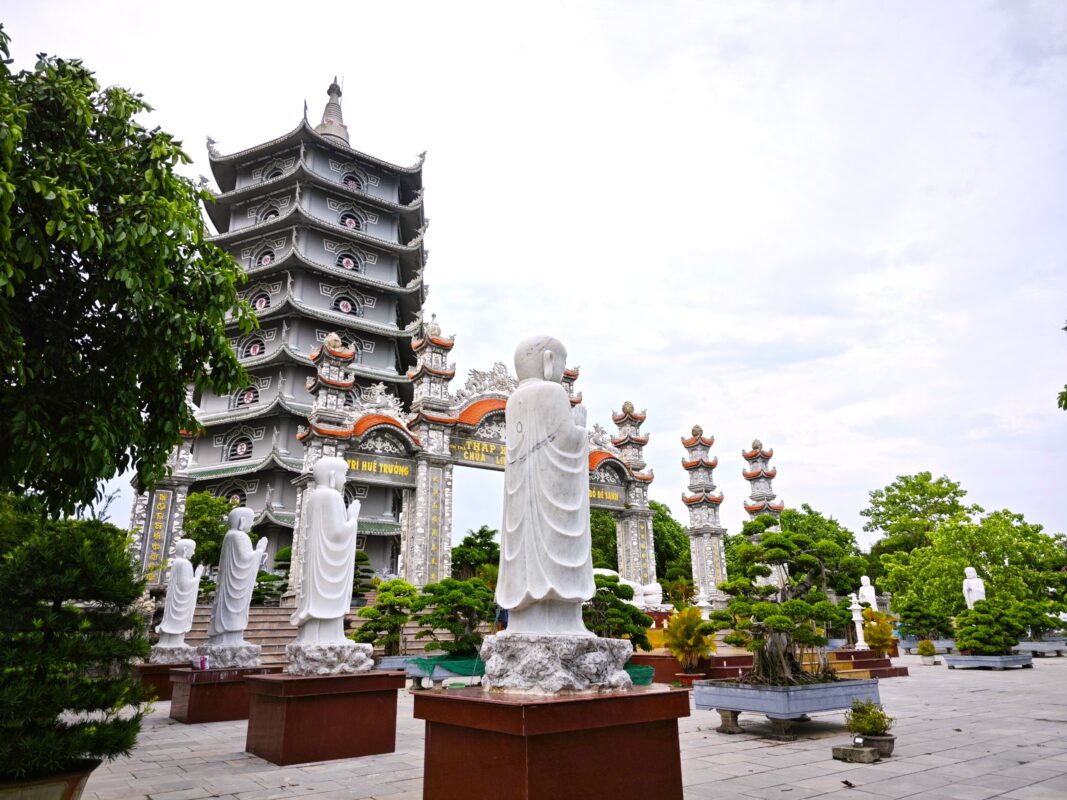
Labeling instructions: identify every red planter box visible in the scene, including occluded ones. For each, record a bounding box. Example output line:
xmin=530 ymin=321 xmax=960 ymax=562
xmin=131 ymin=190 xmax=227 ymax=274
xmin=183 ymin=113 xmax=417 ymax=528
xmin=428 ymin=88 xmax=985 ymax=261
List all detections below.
xmin=169 ymin=666 xmax=282 ymax=724
xmin=245 ymin=670 xmax=406 ymax=766
xmin=414 ymin=685 xmax=690 ymax=800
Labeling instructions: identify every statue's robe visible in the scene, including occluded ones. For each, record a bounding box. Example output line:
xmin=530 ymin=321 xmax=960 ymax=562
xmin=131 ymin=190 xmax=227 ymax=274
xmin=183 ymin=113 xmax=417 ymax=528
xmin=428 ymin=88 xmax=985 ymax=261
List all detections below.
xmin=497 ymin=379 xmax=595 ymax=610
xmin=157 ymin=557 xmax=199 ymax=635
xmin=208 ymin=531 xmax=260 ymax=637
xmin=858 ymin=585 xmax=878 ymax=607
xmin=290 ymin=486 xmax=358 ymax=626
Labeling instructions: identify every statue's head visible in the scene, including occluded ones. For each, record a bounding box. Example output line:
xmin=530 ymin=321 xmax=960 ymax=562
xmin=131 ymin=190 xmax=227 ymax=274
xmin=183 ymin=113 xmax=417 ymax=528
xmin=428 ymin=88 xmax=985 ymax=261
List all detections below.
xmin=228 ymin=506 xmax=255 ymax=533
xmin=964 ymin=566 xmax=978 ymax=580
xmin=514 ymin=335 xmax=567 ymax=383
xmin=175 ymin=538 xmax=196 ymax=559
xmin=860 ymin=575 xmax=871 ymax=587
xmin=313 ymin=455 xmax=349 ymax=490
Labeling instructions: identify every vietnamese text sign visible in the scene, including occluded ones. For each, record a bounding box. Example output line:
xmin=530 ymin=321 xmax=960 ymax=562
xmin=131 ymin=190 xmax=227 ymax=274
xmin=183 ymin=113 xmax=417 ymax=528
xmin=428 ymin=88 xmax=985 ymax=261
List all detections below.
xmin=589 ymin=482 xmax=626 ymax=509
xmin=346 ymin=454 xmax=417 ymax=486
xmin=449 ymin=436 xmax=506 ymax=469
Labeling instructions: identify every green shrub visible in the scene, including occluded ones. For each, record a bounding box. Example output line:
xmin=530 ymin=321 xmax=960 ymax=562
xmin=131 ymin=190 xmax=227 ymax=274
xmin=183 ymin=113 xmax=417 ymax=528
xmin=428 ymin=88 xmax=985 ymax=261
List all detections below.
xmin=916 ymin=639 xmax=936 ymax=657
xmin=352 ymin=579 xmax=419 ymax=657
xmin=954 ymin=599 xmax=1027 ymax=656
xmin=352 ymin=550 xmax=375 ymax=605
xmin=663 ymin=606 xmax=716 ymax=672
xmin=844 ymin=700 xmax=893 ymax=736
xmin=861 ymin=607 xmax=897 ymax=655
xmin=413 ymin=578 xmax=496 ymax=658
xmin=0 ymin=498 xmax=149 ymax=780
xmin=894 ymin=598 xmax=953 ymax=641
xmin=583 ymin=574 xmax=653 ymax=651
xmin=251 ymin=571 xmax=285 ymax=606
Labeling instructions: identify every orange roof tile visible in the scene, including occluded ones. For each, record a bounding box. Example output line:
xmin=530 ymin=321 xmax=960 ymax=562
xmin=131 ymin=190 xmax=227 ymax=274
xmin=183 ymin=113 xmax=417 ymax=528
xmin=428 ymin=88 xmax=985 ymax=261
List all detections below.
xmin=353 ymin=414 xmax=410 ymax=438
xmin=742 ymin=448 xmax=774 ymax=460
xmin=456 ymin=397 xmax=506 ymax=427
xmin=742 ymin=467 xmax=777 ymax=480
xmin=681 ymin=435 xmax=715 ymax=448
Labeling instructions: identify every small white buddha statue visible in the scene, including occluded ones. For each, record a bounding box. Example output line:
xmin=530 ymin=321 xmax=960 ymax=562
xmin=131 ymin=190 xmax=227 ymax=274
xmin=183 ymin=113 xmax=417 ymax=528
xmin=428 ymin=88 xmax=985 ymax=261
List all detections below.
xmin=155 ymin=539 xmax=203 ymax=649
xmin=857 ymin=575 xmax=878 ymax=608
xmin=963 ymin=566 xmax=986 ymax=610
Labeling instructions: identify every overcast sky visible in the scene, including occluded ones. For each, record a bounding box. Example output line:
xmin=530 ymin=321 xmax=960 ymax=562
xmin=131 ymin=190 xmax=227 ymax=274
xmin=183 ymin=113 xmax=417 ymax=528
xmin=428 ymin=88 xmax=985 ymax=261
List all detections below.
xmin=7 ymin=1 xmax=1066 ymax=549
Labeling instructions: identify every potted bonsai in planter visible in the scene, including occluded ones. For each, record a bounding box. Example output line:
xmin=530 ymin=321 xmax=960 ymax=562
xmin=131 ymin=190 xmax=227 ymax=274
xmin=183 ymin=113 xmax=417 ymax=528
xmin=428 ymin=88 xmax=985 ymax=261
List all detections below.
xmin=916 ymin=639 xmax=937 ymax=666
xmin=0 ymin=497 xmax=149 ymax=799
xmin=700 ymin=512 xmax=881 ymax=740
xmin=946 ymin=599 xmax=1031 ymax=670
xmin=663 ymin=606 xmax=716 ymax=685
xmin=409 ymin=577 xmax=497 ymax=683
xmin=351 ymin=578 xmax=420 ymax=670
xmin=894 ymin=598 xmax=954 ymax=654
xmin=844 ymin=699 xmax=895 ymax=757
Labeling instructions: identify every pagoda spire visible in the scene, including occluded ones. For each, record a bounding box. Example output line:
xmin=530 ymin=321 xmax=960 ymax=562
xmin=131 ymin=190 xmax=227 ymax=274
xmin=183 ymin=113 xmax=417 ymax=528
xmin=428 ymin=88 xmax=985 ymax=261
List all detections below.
xmin=314 ymin=77 xmax=349 ymax=144
xmin=681 ymin=425 xmax=728 ymax=607
xmin=743 ymin=438 xmax=784 ymax=519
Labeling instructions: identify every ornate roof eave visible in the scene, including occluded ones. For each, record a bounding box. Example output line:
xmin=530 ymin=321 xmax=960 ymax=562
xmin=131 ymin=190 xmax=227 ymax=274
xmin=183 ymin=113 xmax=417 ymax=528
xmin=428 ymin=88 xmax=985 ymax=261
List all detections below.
xmin=683 ymin=492 xmax=725 ymax=506
xmin=244 ymin=248 xmax=423 ymax=296
xmin=186 ymin=450 xmax=303 ymax=480
xmin=589 ymin=450 xmax=632 ymax=474
xmin=242 ymin=291 xmax=415 ymax=339
xmin=207 ymin=119 xmax=424 ymax=193
xmin=253 ymin=507 xmax=297 ymax=529
xmin=612 ymin=410 xmax=647 ymax=424
xmin=412 ymin=335 xmax=456 ymax=352
xmin=611 ymin=434 xmax=650 ymax=447
xmin=682 ymin=457 xmax=719 ymax=470
xmin=742 ymin=447 xmax=774 ymax=461
xmin=745 ymin=500 xmax=786 ymax=514
xmin=233 ymin=343 xmax=410 ymax=384
xmin=681 ymin=435 xmax=715 ymax=448
xmin=406 ymin=363 xmax=457 ymax=381
xmin=309 ymin=341 xmax=357 ymax=363
xmin=454 ymin=396 xmax=507 ymax=428
xmin=632 ymin=470 xmax=654 ymax=484
xmin=195 ymin=394 xmax=312 ymax=426
xmin=742 ymin=467 xmax=778 ymax=481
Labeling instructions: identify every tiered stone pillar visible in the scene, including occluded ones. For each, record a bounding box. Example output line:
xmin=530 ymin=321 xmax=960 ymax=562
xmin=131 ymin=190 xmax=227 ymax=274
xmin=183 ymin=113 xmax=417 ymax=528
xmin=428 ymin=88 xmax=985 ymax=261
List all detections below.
xmin=680 ymin=425 xmax=727 ymax=607
xmin=742 ymin=439 xmax=787 ymax=593
xmin=129 ymin=435 xmax=195 ymax=587
xmin=611 ymin=402 xmax=657 ymax=586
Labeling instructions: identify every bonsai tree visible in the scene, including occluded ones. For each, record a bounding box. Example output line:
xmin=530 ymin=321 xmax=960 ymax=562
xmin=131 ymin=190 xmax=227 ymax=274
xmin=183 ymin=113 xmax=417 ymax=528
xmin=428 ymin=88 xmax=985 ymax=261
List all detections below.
xmin=1011 ymin=598 xmax=1063 ymax=642
xmin=413 ymin=577 xmax=496 ymax=658
xmin=709 ymin=512 xmax=855 ymax=685
xmin=352 ymin=550 xmax=375 ymax=606
xmin=861 ymin=607 xmax=897 ymax=655
xmin=844 ymin=700 xmax=893 ymax=737
xmin=662 ymin=576 xmax=696 ymax=608
xmin=894 ymin=598 xmax=952 ymax=641
xmin=450 ymin=525 xmax=500 ymax=580
xmin=273 ymin=545 xmax=292 ymax=573
xmin=916 ymin=639 xmax=937 ymax=658
xmin=954 ymin=599 xmax=1027 ymax=656
xmin=352 ymin=579 xmax=419 ymax=657
xmin=251 ymin=571 xmax=285 ymax=606
xmin=663 ymin=606 xmax=717 ymax=673
xmin=583 ymin=573 xmax=653 ymax=651
xmin=0 ymin=496 xmax=150 ymax=781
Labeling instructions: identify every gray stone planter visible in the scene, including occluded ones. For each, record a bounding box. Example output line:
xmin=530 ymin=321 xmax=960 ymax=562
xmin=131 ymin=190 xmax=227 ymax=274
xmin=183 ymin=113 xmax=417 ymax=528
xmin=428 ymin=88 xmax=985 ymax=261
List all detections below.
xmin=693 ymin=679 xmax=881 ymax=740
xmin=945 ymin=654 xmax=1033 ymax=670
xmin=898 ymin=638 xmax=955 ymax=654
xmin=375 ymin=655 xmax=416 ymax=671
xmin=1012 ymin=642 xmax=1065 ymax=657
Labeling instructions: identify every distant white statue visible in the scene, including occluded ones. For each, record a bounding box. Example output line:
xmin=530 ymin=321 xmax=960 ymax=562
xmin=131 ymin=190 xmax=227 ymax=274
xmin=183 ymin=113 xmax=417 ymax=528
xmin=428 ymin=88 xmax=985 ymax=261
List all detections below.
xmin=858 ymin=575 xmax=878 ymax=608
xmin=206 ymin=507 xmax=267 ymax=646
xmin=496 ymin=335 xmax=596 ymax=636
xmin=592 ymin=568 xmax=664 ymax=609
xmin=291 ymin=456 xmax=360 ymax=644
xmin=963 ymin=566 xmax=986 ymax=610
xmin=155 ymin=539 xmax=203 ymax=649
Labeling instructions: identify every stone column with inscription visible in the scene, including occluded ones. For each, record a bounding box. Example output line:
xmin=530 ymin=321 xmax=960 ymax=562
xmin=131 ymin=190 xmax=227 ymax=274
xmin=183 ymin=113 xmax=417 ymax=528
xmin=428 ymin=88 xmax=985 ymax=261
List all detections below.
xmin=681 ymin=425 xmax=728 ymax=608
xmin=610 ymin=402 xmax=657 ymax=586
xmin=129 ymin=436 xmax=195 ymax=587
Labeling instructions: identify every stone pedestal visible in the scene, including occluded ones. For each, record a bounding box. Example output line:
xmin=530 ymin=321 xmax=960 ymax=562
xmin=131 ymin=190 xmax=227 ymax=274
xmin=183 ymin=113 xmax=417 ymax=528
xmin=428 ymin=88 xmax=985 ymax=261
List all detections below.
xmin=134 ymin=663 xmax=182 ymax=701
xmin=149 ymin=644 xmax=196 ymax=665
xmin=169 ymin=666 xmax=282 ymax=724
xmin=480 ymin=633 xmax=632 ymax=693
xmin=196 ymin=644 xmax=261 ymax=669
xmin=414 ymin=686 xmax=690 ymax=800
xmin=245 ymin=671 xmax=406 ymax=765
xmin=286 ymin=641 xmax=374 ymax=676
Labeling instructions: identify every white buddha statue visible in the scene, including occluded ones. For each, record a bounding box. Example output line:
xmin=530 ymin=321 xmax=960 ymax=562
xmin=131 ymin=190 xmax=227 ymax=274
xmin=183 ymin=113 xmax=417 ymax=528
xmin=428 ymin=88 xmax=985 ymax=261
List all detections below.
xmin=857 ymin=575 xmax=878 ymax=608
xmin=206 ymin=507 xmax=267 ymax=646
xmin=291 ymin=456 xmax=360 ymax=644
xmin=496 ymin=335 xmax=595 ymax=636
xmin=154 ymin=539 xmax=203 ymax=651
xmin=963 ymin=566 xmax=986 ymax=610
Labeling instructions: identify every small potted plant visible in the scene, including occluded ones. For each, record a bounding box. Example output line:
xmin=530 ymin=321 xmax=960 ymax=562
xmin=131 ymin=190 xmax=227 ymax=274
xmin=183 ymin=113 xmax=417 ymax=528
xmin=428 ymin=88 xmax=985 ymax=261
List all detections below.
xmin=663 ymin=606 xmax=716 ymax=685
xmin=916 ymin=639 xmax=937 ymax=666
xmin=844 ymin=699 xmax=895 ymax=757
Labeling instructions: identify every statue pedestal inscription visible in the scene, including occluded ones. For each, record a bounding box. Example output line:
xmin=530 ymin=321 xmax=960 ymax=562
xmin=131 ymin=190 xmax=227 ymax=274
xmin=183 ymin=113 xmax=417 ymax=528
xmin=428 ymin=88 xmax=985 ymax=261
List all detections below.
xmin=414 ymin=686 xmax=689 ymax=800
xmin=168 ymin=666 xmax=283 ymax=724
xmin=245 ymin=671 xmax=406 ymax=765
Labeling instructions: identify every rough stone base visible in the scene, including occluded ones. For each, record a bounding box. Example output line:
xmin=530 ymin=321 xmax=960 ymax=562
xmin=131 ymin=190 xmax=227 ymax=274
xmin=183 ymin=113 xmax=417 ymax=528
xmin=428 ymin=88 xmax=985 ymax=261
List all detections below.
xmin=286 ymin=642 xmax=374 ymax=676
xmin=197 ymin=644 xmax=262 ymax=669
xmin=832 ymin=745 xmax=880 ymax=763
xmin=480 ymin=633 xmax=633 ymax=694
xmin=149 ymin=645 xmax=197 ymax=665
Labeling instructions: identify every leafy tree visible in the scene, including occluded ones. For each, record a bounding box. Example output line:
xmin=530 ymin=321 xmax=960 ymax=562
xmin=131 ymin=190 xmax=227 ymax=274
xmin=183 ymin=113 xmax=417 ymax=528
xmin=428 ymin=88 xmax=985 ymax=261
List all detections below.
xmin=475 ymin=561 xmax=498 ymax=590
xmin=413 ymin=577 xmax=496 ymax=658
xmin=779 ymin=505 xmax=866 ymax=596
xmin=0 ymin=28 xmax=254 ymax=515
xmin=352 ymin=579 xmax=419 ymax=656
xmin=894 ymin=597 xmax=953 ymax=640
xmin=352 ymin=549 xmax=375 ymax=604
xmin=663 ymin=606 xmax=716 ymax=672
xmin=582 ymin=573 xmax=652 ymax=651
xmin=179 ymin=492 xmax=240 ymax=567
xmin=861 ymin=607 xmax=897 ymax=655
xmin=881 ymin=509 xmax=1067 ymax=622
xmin=862 ymin=473 xmax=979 ymax=579
xmin=1011 ymin=598 xmax=1063 ymax=642
xmin=954 ymin=599 xmax=1027 ymax=656
xmin=590 ymin=509 xmax=618 ymax=570
xmin=662 ymin=577 xmax=696 ymax=608
xmin=0 ymin=496 xmax=149 ymax=780
xmin=650 ymin=500 xmax=691 ymax=579
xmin=450 ymin=525 xmax=500 ymax=580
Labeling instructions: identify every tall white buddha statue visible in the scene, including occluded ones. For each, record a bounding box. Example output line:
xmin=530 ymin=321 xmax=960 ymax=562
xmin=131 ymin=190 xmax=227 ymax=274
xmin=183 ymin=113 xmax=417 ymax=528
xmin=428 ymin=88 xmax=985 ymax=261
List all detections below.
xmin=857 ymin=575 xmax=878 ymax=608
xmin=496 ymin=335 xmax=595 ymax=635
xmin=963 ymin=566 xmax=986 ymax=610
xmin=206 ymin=507 xmax=267 ymax=647
xmin=291 ymin=456 xmax=359 ymax=643
xmin=151 ymin=539 xmax=203 ymax=661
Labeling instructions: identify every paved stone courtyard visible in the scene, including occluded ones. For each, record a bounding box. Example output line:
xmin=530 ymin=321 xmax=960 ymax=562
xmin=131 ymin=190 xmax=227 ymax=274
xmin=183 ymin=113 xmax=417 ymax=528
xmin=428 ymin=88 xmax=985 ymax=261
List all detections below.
xmin=86 ymin=654 xmax=1067 ymax=800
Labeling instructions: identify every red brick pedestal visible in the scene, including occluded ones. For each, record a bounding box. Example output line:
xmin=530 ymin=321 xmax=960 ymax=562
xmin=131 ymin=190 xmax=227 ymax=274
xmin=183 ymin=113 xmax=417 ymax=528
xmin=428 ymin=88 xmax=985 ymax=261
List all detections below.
xmin=169 ymin=666 xmax=282 ymax=724
xmin=134 ymin=663 xmax=180 ymax=701
xmin=414 ymin=685 xmax=690 ymax=800
xmin=245 ymin=671 xmax=406 ymax=766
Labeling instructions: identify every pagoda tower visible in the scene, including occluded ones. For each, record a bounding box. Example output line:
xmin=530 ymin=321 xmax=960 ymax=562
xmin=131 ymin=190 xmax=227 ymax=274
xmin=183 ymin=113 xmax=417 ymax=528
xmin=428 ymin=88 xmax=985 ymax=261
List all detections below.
xmin=680 ymin=426 xmax=727 ymax=606
xmin=611 ymin=402 xmax=657 ymax=586
xmin=742 ymin=439 xmax=784 ymax=520
xmin=131 ymin=80 xmax=428 ymax=579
